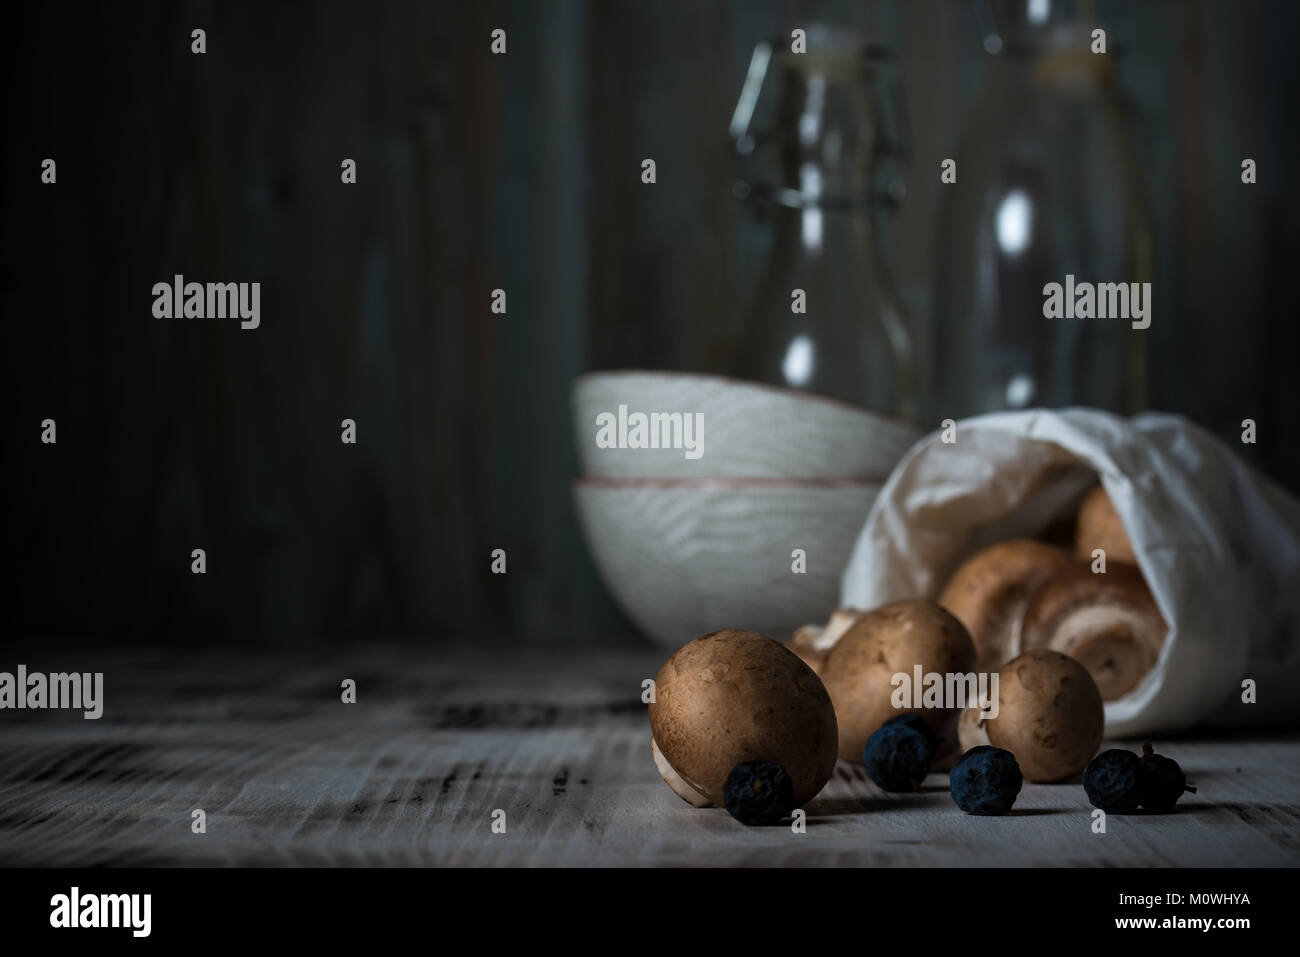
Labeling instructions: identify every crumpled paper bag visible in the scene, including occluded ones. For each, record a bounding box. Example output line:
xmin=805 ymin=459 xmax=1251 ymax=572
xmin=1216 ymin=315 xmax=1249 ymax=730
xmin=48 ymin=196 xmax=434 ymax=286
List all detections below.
xmin=840 ymin=408 xmax=1300 ymax=736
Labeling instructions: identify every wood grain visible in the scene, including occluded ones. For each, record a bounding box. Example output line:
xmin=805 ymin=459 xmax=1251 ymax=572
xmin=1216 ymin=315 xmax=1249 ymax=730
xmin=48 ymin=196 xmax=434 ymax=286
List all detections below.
xmin=0 ymin=646 xmax=1295 ymax=866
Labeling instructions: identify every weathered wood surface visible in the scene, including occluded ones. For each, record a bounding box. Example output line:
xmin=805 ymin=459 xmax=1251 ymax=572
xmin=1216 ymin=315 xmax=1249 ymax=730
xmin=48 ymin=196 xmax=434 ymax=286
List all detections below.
xmin=1 ymin=646 xmax=1297 ymax=866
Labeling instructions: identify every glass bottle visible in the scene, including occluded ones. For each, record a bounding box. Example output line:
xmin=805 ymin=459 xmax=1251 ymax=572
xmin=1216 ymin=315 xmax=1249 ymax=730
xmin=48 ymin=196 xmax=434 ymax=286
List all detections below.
xmin=929 ymin=0 xmax=1152 ymax=420
xmin=729 ymin=27 xmax=917 ymax=421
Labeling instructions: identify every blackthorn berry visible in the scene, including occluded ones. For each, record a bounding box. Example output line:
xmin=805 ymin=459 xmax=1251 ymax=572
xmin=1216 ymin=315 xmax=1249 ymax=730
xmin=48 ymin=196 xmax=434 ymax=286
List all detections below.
xmin=723 ymin=761 xmax=795 ymax=825
xmin=1138 ymin=742 xmax=1195 ymax=812
xmin=949 ymin=745 xmax=1023 ymax=815
xmin=883 ymin=712 xmax=939 ymax=752
xmin=1083 ymin=748 xmax=1143 ymax=811
xmin=863 ymin=720 xmax=931 ymax=792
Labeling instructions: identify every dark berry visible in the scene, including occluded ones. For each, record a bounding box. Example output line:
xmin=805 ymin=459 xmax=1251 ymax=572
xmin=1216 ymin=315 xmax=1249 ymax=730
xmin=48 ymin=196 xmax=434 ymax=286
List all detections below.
xmin=723 ymin=761 xmax=795 ymax=825
xmin=1137 ymin=742 xmax=1195 ymax=812
xmin=883 ymin=712 xmax=940 ymax=753
xmin=862 ymin=721 xmax=931 ymax=792
xmin=949 ymin=746 xmax=1023 ymax=815
xmin=1083 ymin=749 xmax=1144 ymax=811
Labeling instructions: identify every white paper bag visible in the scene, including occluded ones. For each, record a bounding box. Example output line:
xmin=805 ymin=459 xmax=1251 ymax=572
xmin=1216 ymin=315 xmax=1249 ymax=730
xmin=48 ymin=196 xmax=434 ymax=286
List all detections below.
xmin=840 ymin=408 xmax=1300 ymax=736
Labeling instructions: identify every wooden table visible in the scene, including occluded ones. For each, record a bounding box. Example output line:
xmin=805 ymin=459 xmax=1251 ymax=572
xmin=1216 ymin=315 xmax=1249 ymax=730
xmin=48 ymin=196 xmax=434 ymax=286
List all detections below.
xmin=1 ymin=645 xmax=1297 ymax=866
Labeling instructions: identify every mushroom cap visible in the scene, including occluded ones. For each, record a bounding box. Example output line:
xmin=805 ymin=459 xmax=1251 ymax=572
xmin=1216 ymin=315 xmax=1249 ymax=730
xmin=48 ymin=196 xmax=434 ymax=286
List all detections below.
xmin=820 ymin=601 xmax=977 ymax=763
xmin=649 ymin=629 xmax=838 ymax=807
xmin=1075 ymin=484 xmax=1136 ymax=565
xmin=937 ymin=540 xmax=1073 ymax=669
xmin=1021 ymin=561 xmax=1166 ymax=700
xmin=985 ymin=648 xmax=1104 ymax=782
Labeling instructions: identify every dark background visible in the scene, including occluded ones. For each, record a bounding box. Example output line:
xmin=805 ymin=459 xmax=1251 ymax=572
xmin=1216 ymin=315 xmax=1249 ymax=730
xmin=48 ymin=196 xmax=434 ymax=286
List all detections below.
xmin=3 ymin=0 xmax=1296 ymax=648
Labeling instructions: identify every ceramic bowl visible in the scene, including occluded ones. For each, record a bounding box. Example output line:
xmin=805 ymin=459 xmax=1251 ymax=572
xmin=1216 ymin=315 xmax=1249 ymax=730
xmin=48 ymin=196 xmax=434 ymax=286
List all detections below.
xmin=574 ymin=477 xmax=881 ymax=648
xmin=572 ymin=370 xmax=921 ymax=479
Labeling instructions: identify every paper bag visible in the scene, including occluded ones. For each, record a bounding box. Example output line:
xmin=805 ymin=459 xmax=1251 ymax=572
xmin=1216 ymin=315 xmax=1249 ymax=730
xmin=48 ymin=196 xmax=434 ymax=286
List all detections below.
xmin=840 ymin=408 xmax=1300 ymax=735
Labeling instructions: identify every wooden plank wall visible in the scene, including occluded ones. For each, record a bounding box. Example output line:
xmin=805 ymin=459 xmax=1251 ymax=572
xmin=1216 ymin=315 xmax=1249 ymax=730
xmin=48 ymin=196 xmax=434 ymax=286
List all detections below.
xmin=2 ymin=1 xmax=1296 ymax=648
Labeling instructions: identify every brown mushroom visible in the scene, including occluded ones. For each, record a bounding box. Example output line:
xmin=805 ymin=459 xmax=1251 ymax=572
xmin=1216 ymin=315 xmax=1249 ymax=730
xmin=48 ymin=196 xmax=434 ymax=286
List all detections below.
xmin=1020 ymin=561 xmax=1166 ymax=701
xmin=985 ymin=648 xmax=1104 ymax=782
xmin=649 ymin=629 xmax=838 ymax=807
xmin=937 ymin=540 xmax=1073 ymax=669
xmin=820 ymin=601 xmax=977 ymax=763
xmin=1075 ymin=483 xmax=1136 ymax=565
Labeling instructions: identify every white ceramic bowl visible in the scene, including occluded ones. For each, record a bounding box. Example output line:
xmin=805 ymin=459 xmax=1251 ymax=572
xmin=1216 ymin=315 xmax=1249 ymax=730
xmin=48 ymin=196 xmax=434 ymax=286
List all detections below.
xmin=573 ymin=370 xmax=921 ymax=479
xmin=574 ymin=478 xmax=881 ymax=648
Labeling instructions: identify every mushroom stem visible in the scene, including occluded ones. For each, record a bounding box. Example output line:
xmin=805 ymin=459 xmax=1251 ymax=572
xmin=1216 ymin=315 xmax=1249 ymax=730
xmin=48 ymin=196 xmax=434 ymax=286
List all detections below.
xmin=1021 ymin=563 xmax=1166 ymax=701
xmin=652 ymin=737 xmax=712 ymax=807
